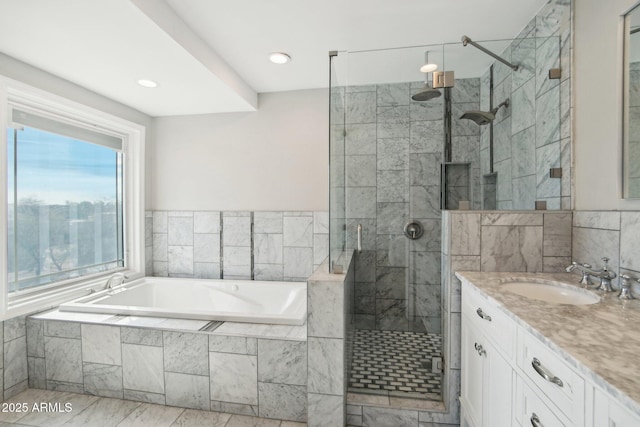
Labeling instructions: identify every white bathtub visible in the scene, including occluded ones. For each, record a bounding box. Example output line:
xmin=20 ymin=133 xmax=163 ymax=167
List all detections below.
xmin=59 ymin=277 xmax=307 ymax=325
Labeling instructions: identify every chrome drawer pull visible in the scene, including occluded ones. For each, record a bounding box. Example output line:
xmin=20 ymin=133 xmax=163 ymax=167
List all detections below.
xmin=474 ymin=342 xmax=486 ymax=356
xmin=530 ymin=413 xmax=543 ymax=427
xmin=476 ymin=308 xmax=492 ymax=321
xmin=532 ymin=357 xmax=564 ymax=387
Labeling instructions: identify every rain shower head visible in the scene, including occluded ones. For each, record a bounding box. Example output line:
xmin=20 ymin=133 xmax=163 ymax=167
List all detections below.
xmin=460 ymin=99 xmax=509 ymax=125
xmin=412 ymin=84 xmax=441 ymax=101
xmin=412 ymin=50 xmax=442 ymax=102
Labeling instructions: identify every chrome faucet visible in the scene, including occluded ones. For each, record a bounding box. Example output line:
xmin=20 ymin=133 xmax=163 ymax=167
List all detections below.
xmin=566 ymin=257 xmax=617 ymax=292
xmin=593 ymin=257 xmax=617 ymax=292
xmin=104 ymin=272 xmax=126 ymax=290
xmin=619 ymin=274 xmax=638 ymax=300
xmin=565 ymin=262 xmax=594 ymax=288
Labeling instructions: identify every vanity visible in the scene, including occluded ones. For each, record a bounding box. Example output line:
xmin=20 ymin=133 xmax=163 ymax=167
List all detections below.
xmin=457 ymin=271 xmax=640 ymax=427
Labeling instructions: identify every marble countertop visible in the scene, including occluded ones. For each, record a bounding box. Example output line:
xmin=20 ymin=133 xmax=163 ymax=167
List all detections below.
xmin=456 ymin=271 xmax=640 ymax=417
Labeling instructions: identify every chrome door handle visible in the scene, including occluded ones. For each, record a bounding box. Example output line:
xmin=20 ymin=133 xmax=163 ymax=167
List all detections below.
xmin=476 ymin=308 xmax=492 ymax=321
xmin=531 ymin=358 xmax=564 ymax=387
xmin=356 ymin=224 xmax=362 ymax=253
xmin=530 ymin=413 xmax=543 ymax=427
xmin=474 ymin=342 xmax=486 ymax=356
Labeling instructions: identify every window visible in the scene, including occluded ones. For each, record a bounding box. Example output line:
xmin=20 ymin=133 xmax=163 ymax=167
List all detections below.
xmin=7 ymin=112 xmax=124 ymax=293
xmin=1 ymin=79 xmax=146 ymax=318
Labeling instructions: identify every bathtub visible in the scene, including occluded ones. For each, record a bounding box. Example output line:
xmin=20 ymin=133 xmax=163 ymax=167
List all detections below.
xmin=59 ymin=277 xmax=307 ymax=325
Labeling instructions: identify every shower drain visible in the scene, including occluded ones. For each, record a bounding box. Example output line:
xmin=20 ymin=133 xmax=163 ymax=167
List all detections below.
xmin=421 ymin=357 xmax=442 ymax=373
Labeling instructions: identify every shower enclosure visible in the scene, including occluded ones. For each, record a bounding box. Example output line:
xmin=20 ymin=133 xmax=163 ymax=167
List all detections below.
xmin=329 ymin=37 xmax=561 ymax=405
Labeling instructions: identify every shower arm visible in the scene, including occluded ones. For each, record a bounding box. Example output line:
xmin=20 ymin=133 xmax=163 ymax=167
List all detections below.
xmin=461 ymin=35 xmax=519 ymax=71
xmin=491 ymin=99 xmax=510 ymax=114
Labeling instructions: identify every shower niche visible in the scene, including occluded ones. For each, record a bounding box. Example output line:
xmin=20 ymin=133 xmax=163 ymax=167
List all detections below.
xmin=441 ymin=162 xmax=471 ymax=210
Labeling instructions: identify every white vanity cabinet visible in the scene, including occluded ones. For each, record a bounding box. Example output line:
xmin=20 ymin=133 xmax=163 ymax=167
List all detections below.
xmin=517 ymin=328 xmax=585 ymax=425
xmin=460 ymin=279 xmax=640 ymax=427
xmin=460 ymin=284 xmax=514 ymax=427
xmin=456 ymin=272 xmax=640 ymax=427
xmin=593 ymin=387 xmax=640 ymax=427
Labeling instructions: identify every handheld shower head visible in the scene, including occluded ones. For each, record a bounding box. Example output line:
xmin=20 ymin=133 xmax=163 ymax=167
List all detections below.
xmin=460 ymin=98 xmax=510 ymax=125
xmin=460 ymin=111 xmax=495 ymax=126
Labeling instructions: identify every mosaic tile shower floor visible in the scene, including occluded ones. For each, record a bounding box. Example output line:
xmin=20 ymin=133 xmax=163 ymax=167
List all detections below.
xmin=348 ymin=329 xmax=442 ymax=401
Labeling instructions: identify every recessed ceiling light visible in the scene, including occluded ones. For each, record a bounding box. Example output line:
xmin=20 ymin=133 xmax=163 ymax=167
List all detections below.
xmin=269 ymin=52 xmax=291 ymax=64
xmin=137 ymin=79 xmax=158 ymax=88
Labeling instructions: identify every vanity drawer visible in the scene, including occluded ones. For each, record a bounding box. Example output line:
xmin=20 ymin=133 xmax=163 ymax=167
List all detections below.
xmin=518 ymin=329 xmax=585 ymax=422
xmin=462 ymin=282 xmax=516 ymax=358
xmin=517 ymin=377 xmax=571 ymax=427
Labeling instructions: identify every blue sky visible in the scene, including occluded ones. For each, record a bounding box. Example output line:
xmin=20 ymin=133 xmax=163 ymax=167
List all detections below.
xmin=8 ymin=127 xmax=118 ymax=205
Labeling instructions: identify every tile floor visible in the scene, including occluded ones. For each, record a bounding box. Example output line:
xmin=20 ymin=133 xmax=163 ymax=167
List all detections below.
xmin=348 ymin=329 xmax=442 ymax=401
xmin=0 ymin=388 xmax=306 ymax=427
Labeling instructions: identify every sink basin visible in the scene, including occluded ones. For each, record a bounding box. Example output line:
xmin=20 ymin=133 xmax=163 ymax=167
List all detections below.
xmin=502 ymin=280 xmax=600 ymax=305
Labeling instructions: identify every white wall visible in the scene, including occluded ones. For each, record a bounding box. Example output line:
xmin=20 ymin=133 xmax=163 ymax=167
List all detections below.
xmin=0 ymin=53 xmax=154 ymax=207
xmin=150 ymin=89 xmax=329 ymax=211
xmin=574 ymin=0 xmax=640 ymax=210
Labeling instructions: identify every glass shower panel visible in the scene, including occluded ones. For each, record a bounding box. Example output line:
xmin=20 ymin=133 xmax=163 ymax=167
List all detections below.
xmin=337 ymin=37 xmax=562 ymax=402
xmin=344 ymin=47 xmax=445 ymax=401
xmin=329 ymin=52 xmax=346 ymax=272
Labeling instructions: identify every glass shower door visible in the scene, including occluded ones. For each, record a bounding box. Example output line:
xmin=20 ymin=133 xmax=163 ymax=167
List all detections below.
xmin=343 ymin=47 xmax=445 ymax=401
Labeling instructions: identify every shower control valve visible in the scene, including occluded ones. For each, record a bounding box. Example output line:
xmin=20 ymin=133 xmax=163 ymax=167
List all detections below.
xmin=403 ymin=220 xmax=424 ymax=240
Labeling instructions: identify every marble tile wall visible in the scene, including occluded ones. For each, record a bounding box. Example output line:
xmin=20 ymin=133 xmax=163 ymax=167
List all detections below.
xmin=145 ymin=212 xmax=153 ymax=276
xmin=25 ymin=318 xmax=307 ymax=422
xmin=307 ymin=255 xmax=353 ymax=427
xmin=572 ymin=211 xmax=640 ymax=295
xmin=149 ymin=210 xmax=329 ymax=282
xmin=441 ymin=209 xmax=572 ymax=426
xmin=344 ymin=79 xmax=482 ymax=334
xmin=330 ymin=85 xmax=347 ymax=268
xmin=450 ymin=78 xmax=482 ymax=211
xmin=479 ymin=0 xmax=571 ymax=210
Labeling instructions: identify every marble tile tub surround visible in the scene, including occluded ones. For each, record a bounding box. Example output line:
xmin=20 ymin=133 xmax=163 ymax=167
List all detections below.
xmin=456 ymin=271 xmax=640 ymax=417
xmin=1 ymin=316 xmax=29 ymax=401
xmin=150 ymin=210 xmax=329 ymax=281
xmin=307 ymin=255 xmax=354 ymax=427
xmin=25 ymin=315 xmax=308 ymax=422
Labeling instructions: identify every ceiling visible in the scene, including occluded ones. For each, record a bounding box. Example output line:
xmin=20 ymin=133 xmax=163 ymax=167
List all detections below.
xmin=0 ymin=0 xmax=548 ymax=117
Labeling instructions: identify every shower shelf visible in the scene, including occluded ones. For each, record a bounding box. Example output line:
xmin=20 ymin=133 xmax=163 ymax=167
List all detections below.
xmin=441 ymin=162 xmax=471 ymax=210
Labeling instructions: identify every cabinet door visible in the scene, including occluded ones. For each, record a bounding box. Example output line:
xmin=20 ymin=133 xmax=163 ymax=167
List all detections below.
xmin=461 ymin=314 xmax=484 ymax=427
xmin=485 ymin=343 xmax=513 ymax=427
xmin=594 ymin=387 xmax=640 ymax=427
